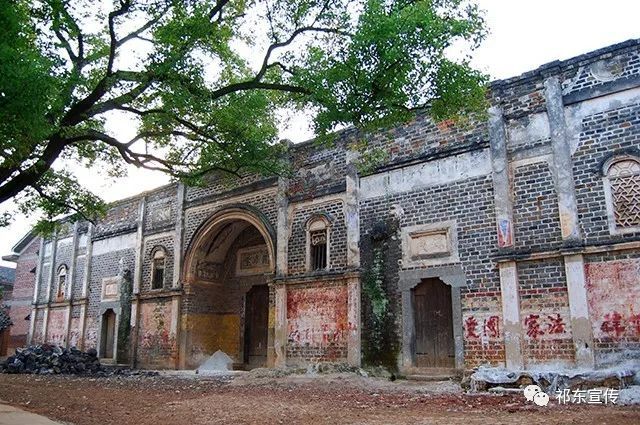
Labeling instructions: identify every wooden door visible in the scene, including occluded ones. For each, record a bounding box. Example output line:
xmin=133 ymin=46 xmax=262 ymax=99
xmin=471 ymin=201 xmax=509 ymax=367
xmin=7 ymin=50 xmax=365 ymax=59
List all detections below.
xmin=413 ymin=278 xmax=454 ymax=368
xmin=244 ymin=285 xmax=269 ymax=367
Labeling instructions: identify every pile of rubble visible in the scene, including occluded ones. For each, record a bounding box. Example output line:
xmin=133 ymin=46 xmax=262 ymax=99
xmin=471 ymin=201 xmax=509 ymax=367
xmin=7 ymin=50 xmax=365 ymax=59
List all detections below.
xmin=465 ymin=365 xmax=637 ymax=393
xmin=1 ymin=345 xmax=102 ymax=375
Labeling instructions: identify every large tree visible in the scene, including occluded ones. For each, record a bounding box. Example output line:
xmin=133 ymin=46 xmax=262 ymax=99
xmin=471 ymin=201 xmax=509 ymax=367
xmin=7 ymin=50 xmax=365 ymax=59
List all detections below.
xmin=0 ymin=0 xmax=486 ymax=231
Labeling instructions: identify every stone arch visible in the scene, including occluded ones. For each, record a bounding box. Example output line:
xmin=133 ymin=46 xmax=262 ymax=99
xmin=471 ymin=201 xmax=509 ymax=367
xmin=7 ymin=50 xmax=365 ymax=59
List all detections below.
xmin=180 ymin=204 xmax=277 ymax=370
xmin=183 ymin=204 xmax=276 ymax=284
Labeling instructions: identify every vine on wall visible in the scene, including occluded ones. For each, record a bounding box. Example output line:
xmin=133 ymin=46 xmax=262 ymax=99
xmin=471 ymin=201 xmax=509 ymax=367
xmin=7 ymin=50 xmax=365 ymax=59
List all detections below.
xmin=362 ymin=218 xmax=400 ymax=371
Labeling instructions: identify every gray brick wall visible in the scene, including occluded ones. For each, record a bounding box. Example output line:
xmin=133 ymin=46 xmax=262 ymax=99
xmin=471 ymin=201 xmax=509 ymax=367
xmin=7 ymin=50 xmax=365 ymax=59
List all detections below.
xmin=287 ymin=200 xmax=347 ymax=275
xmin=573 ymin=102 xmax=640 ymax=244
xmin=141 ymin=233 xmax=175 ymax=292
xmin=512 ymin=162 xmax=563 ymax=251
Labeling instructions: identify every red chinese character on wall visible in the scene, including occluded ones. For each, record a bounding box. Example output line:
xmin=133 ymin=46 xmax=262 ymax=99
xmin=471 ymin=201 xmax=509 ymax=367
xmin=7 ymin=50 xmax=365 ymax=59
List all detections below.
xmin=484 ymin=315 xmax=500 ymax=338
xmin=465 ymin=316 xmax=480 ymax=339
xmin=524 ymin=314 xmax=544 ymax=339
xmin=546 ymin=313 xmax=566 ymax=335
xmin=600 ymin=311 xmax=626 ymax=338
xmin=629 ymin=313 xmax=640 ymax=335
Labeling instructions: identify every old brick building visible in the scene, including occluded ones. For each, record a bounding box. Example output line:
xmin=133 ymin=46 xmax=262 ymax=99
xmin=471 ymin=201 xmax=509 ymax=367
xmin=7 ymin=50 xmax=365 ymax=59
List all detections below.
xmin=4 ymin=39 xmax=640 ymax=373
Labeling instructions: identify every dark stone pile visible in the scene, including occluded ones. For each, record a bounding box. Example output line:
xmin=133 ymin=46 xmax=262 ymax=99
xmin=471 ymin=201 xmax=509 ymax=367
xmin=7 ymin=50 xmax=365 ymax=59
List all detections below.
xmin=1 ymin=345 xmax=102 ymax=375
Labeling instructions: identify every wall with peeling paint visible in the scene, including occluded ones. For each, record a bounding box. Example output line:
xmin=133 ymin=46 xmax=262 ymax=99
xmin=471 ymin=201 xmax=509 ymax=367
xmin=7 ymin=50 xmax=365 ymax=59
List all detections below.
xmin=7 ymin=39 xmax=640 ymax=373
xmin=286 ymin=283 xmax=349 ymax=364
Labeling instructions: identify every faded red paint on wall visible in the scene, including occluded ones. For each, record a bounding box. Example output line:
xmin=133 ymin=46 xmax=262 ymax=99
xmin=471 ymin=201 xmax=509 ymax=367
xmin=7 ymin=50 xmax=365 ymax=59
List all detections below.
xmin=68 ymin=317 xmax=82 ymax=348
xmin=286 ymin=285 xmax=349 ymax=362
xmin=137 ymin=301 xmax=176 ymax=368
xmin=84 ymin=317 xmax=98 ymax=349
xmin=46 ymin=308 xmax=66 ymax=346
xmin=586 ymin=259 xmax=640 ymax=341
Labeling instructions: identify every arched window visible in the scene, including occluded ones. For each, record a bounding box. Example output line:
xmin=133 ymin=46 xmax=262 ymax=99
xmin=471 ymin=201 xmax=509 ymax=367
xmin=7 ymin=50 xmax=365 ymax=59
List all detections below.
xmin=56 ymin=265 xmax=67 ymax=300
xmin=307 ymin=216 xmax=330 ymax=271
xmin=151 ymin=247 xmax=166 ymax=290
xmin=604 ymin=156 xmax=640 ymax=233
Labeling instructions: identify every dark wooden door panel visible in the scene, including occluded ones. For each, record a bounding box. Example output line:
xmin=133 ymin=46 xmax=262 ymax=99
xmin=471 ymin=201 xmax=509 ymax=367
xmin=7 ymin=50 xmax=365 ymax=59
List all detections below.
xmin=245 ymin=285 xmax=269 ymax=366
xmin=414 ymin=279 xmax=454 ymax=368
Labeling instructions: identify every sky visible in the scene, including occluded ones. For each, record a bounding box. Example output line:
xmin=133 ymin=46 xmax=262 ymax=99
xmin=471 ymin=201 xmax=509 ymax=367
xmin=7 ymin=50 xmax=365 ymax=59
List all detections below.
xmin=2 ymin=0 xmax=640 ymax=267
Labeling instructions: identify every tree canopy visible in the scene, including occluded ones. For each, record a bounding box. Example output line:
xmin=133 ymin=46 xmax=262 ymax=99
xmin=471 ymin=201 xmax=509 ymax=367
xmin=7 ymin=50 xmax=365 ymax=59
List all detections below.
xmin=0 ymin=0 xmax=487 ymax=232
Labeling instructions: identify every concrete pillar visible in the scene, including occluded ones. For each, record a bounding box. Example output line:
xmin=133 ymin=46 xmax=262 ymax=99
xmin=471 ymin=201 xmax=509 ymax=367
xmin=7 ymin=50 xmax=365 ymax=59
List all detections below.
xmin=172 ymin=183 xmax=185 ymax=288
xmin=132 ymin=198 xmax=146 ymax=294
xmin=29 ymin=238 xmax=45 ymax=344
xmin=170 ymin=295 xmax=181 ymax=369
xmin=563 ymin=254 xmax=595 ymax=367
xmin=78 ymin=223 xmax=93 ymax=349
xmin=77 ymin=304 xmax=87 ymax=350
xmin=45 ymin=232 xmax=59 ymax=303
xmin=275 ymin=177 xmax=289 ymax=277
xmin=347 ymin=275 xmax=361 ymax=367
xmin=400 ymin=290 xmax=415 ymax=368
xmin=27 ymin=307 xmax=37 ymax=345
xmin=81 ymin=224 xmax=93 ymax=298
xmin=42 ymin=232 xmax=58 ymax=342
xmin=66 ymin=222 xmax=79 ymax=300
xmin=274 ymin=284 xmax=287 ymax=367
xmin=130 ymin=198 xmax=145 ymax=365
xmin=498 ymin=261 xmax=523 ymax=369
xmin=32 ymin=238 xmax=45 ymax=304
xmin=488 ymin=106 xmax=515 ymax=248
xmin=64 ymin=222 xmax=80 ymax=347
xmin=345 ymin=158 xmax=361 ymax=268
xmin=130 ymin=297 xmax=141 ymax=368
xmin=41 ymin=307 xmax=49 ymax=344
xmin=544 ymin=76 xmax=582 ymax=245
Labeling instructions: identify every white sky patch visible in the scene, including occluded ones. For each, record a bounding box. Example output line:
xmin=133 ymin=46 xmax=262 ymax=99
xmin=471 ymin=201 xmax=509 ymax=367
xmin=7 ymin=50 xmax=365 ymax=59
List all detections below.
xmin=2 ymin=0 xmax=639 ymax=265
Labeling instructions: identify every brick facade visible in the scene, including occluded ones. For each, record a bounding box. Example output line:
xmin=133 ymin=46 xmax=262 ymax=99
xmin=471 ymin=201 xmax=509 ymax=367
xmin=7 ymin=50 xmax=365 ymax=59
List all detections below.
xmin=4 ymin=39 xmax=640 ymax=372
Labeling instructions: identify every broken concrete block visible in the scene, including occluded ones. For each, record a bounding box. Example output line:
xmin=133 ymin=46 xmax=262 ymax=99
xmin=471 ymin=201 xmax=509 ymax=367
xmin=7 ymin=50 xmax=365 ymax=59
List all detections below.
xmin=619 ymin=386 xmax=640 ymax=405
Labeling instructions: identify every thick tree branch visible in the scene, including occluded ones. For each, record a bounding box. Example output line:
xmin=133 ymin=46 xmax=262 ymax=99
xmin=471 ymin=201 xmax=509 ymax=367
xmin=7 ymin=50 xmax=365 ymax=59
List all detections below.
xmin=208 ymin=0 xmax=231 ymax=21
xmin=255 ymin=26 xmax=351 ymax=81
xmin=0 ymin=137 xmax=68 ymax=204
xmin=107 ymin=0 xmax=132 ymax=75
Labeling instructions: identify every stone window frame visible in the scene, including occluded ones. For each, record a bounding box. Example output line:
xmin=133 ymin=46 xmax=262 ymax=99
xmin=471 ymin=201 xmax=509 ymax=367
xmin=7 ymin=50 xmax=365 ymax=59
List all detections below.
xmin=602 ymin=155 xmax=640 ymax=235
xmin=305 ymin=214 xmax=331 ymax=272
xmin=150 ymin=246 xmax=167 ymax=290
xmin=55 ymin=265 xmax=68 ymax=300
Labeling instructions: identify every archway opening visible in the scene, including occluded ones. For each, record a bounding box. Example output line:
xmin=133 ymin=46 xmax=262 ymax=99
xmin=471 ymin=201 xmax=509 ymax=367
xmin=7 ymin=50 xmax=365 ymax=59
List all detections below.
xmin=100 ymin=309 xmax=116 ymax=359
xmin=183 ymin=212 xmax=274 ymax=370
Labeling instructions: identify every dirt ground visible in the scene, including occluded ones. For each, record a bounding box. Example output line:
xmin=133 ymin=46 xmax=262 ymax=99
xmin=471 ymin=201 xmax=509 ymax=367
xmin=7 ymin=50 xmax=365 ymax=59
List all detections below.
xmin=0 ymin=372 xmax=639 ymax=425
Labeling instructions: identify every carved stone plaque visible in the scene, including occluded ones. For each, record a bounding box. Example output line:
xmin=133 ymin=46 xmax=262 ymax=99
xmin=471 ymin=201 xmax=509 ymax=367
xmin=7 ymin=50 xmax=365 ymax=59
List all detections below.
xmin=236 ymin=245 xmax=270 ymax=276
xmin=408 ymin=230 xmax=450 ymax=259
xmin=101 ymin=277 xmax=119 ymax=301
xmin=401 ymin=221 xmax=459 ymax=267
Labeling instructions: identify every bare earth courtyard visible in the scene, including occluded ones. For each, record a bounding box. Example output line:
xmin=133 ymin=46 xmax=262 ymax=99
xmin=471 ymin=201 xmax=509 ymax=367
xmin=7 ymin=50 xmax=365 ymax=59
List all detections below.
xmin=0 ymin=373 xmax=638 ymax=425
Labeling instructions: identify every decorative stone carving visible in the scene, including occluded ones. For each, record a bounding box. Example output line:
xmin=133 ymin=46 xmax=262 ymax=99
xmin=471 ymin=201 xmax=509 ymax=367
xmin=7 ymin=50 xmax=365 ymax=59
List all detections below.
xmin=101 ymin=277 xmax=119 ymax=301
xmin=401 ymin=221 xmax=459 ymax=267
xmin=195 ymin=260 xmax=222 ymax=282
xmin=236 ymin=245 xmax=270 ymax=276
xmin=151 ymin=205 xmax=172 ymax=225
xmin=590 ymin=58 xmax=625 ymax=82
xmin=408 ymin=229 xmax=450 ymax=259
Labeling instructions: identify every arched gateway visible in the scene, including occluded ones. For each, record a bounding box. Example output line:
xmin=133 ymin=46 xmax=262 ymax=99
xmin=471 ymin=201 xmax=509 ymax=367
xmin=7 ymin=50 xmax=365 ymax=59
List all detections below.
xmin=180 ymin=206 xmax=276 ymax=370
